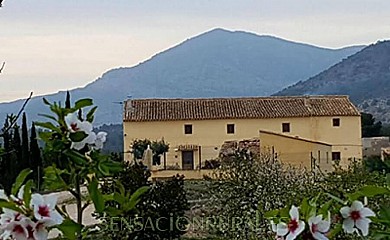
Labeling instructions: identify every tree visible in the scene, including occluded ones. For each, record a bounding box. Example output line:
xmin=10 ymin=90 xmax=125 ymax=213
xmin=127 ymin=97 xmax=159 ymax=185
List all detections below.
xmin=12 ymin=125 xmax=22 ymax=174
xmin=361 ymin=112 xmax=382 ymax=137
xmin=21 ymin=112 xmax=30 ymax=170
xmin=30 ymin=122 xmax=43 ymax=190
xmin=65 ymin=90 xmax=71 ymax=109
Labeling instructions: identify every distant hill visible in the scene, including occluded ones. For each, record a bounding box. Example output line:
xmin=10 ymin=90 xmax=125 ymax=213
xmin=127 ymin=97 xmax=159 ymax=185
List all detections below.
xmin=0 ymin=28 xmax=363 ymax=125
xmin=275 ymin=41 xmax=390 ymax=122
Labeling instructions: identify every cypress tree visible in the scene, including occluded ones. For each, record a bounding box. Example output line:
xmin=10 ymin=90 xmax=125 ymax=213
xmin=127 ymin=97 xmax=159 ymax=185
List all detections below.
xmin=65 ymin=90 xmax=71 ymax=109
xmin=21 ymin=112 xmax=29 ymax=170
xmin=12 ymin=125 xmax=22 ymax=174
xmin=30 ymin=123 xmax=43 ymax=190
xmin=0 ymin=116 xmax=12 ymax=193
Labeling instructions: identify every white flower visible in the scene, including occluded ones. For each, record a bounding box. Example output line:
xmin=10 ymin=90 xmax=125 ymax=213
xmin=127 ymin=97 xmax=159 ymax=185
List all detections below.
xmin=340 ymin=200 xmax=375 ymax=236
xmin=65 ymin=113 xmax=97 ymax=150
xmin=33 ymin=222 xmax=49 ymax=240
xmin=9 ymin=186 xmax=26 ymax=206
xmin=308 ymin=213 xmax=330 ymax=240
xmin=94 ymin=132 xmax=107 ymax=150
xmin=0 ymin=208 xmax=24 ymax=226
xmin=1 ymin=217 xmax=34 ymax=240
xmin=30 ymin=193 xmax=63 ymax=227
xmin=273 ymin=206 xmax=305 ymax=240
xmin=0 ymin=190 xmax=8 ymax=201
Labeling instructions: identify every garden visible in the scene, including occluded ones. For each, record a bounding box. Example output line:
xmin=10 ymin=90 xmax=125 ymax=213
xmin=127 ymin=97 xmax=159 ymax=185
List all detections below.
xmin=0 ymin=95 xmax=389 ymax=240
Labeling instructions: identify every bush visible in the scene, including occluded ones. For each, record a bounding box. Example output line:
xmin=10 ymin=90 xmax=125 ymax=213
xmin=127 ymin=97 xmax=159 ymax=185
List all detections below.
xmin=205 ymin=151 xmax=389 ymax=239
xmin=99 ymin=161 xmax=189 ymax=239
xmin=207 ymin=150 xmax=318 ymax=239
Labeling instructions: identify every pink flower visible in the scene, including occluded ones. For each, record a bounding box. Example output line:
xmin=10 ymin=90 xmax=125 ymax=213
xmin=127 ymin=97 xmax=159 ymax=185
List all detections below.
xmin=65 ymin=113 xmax=96 ymax=150
xmin=273 ymin=206 xmax=305 ymax=240
xmin=340 ymin=200 xmax=375 ymax=236
xmin=30 ymin=194 xmax=63 ymax=227
xmin=308 ymin=213 xmax=330 ymax=240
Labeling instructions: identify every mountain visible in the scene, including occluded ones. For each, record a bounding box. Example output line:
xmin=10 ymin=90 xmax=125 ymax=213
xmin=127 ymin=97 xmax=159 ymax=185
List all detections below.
xmin=275 ymin=40 xmax=390 ymax=122
xmin=0 ymin=28 xmax=363 ymax=125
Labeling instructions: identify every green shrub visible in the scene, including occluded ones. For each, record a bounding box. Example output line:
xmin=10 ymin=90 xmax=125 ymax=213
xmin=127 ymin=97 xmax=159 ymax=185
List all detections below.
xmin=99 ymin=161 xmax=189 ymax=239
xmin=207 ymin=150 xmax=318 ymax=239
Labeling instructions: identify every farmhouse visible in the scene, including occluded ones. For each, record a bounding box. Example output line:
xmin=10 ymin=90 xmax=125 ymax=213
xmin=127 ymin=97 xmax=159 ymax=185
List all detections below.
xmin=123 ymin=96 xmax=362 ymax=177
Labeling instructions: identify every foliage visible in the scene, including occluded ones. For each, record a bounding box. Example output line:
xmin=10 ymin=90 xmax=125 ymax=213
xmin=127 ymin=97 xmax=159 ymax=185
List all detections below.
xmin=29 ymin=122 xmax=44 ymax=190
xmin=362 ymin=112 xmax=382 ymax=137
xmin=0 ymin=115 xmax=25 ymax=194
xmin=364 ymin=156 xmax=390 ymax=174
xmin=131 ymin=138 xmax=169 ymax=164
xmin=266 ymin=173 xmax=390 ymax=239
xmin=36 ymin=96 xmax=148 ymax=239
xmin=206 ymin=150 xmax=390 ymax=239
xmin=207 ymin=150 xmax=318 ymax=239
xmin=0 ymin=170 xmax=65 ymax=239
xmin=94 ymin=124 xmax=123 ymax=154
xmin=99 ymin=161 xmax=189 ymax=239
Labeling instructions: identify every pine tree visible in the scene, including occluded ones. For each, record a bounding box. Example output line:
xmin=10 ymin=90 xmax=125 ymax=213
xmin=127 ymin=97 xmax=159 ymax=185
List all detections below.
xmin=21 ymin=112 xmax=30 ymax=170
xmin=65 ymin=90 xmax=71 ymax=109
xmin=30 ymin=122 xmax=43 ymax=190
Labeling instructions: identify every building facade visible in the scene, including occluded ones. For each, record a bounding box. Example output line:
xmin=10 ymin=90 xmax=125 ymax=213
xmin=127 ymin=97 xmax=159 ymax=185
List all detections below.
xmin=123 ymin=96 xmax=362 ymax=174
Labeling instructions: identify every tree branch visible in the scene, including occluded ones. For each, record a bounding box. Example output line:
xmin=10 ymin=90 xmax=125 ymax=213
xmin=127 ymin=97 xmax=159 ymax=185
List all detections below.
xmin=0 ymin=92 xmax=33 ymax=137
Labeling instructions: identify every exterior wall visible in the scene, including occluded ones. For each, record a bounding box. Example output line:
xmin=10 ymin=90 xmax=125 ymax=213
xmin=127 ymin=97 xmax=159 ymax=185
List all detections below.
xmin=123 ymin=116 xmax=362 ymax=169
xmin=259 ymin=131 xmax=333 ymax=172
xmin=362 ymin=137 xmax=390 ymax=158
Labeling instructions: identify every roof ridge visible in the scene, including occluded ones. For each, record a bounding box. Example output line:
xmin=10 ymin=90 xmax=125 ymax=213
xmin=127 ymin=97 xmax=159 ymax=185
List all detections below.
xmin=126 ymin=95 xmax=350 ymax=102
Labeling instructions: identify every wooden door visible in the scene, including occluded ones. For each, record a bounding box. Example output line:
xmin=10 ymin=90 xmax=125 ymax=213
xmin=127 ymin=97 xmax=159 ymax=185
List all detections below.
xmin=182 ymin=151 xmax=194 ymax=170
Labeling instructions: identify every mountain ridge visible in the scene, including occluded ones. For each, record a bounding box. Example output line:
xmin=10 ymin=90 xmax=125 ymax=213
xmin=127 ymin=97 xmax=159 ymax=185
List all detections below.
xmin=0 ymin=28 xmax=364 ymax=125
xmin=275 ymin=40 xmax=390 ymax=122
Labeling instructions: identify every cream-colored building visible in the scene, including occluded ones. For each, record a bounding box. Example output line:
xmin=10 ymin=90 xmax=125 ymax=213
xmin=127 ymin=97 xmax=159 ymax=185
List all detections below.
xmin=259 ymin=130 xmax=333 ymax=172
xmin=123 ymin=96 xmax=362 ymax=176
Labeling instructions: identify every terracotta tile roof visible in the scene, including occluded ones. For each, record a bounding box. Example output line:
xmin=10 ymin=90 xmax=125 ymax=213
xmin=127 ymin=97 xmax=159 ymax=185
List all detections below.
xmin=123 ymin=96 xmax=360 ymax=122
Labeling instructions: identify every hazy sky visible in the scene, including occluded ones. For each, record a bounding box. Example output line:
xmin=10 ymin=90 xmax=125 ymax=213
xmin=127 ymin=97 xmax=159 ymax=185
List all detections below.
xmin=1 ymin=0 xmax=389 ymax=102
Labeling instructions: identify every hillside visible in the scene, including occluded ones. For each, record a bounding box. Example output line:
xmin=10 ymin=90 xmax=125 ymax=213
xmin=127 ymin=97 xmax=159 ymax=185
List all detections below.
xmin=0 ymin=28 xmax=363 ymax=125
xmin=275 ymin=41 xmax=390 ymax=122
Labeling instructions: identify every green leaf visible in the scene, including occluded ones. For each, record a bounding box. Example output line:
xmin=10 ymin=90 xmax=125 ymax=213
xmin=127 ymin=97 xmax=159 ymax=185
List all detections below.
xmin=386 ymin=173 xmax=390 ymax=188
xmin=358 ymin=186 xmax=390 ymax=197
xmin=300 ymin=198 xmax=309 ymax=219
xmin=318 ymin=200 xmax=333 ymax=217
xmin=23 ymin=180 xmax=34 ymax=207
xmin=56 ymin=218 xmax=82 ymax=240
xmin=69 ymin=131 xmax=88 ymax=142
xmin=325 ymin=193 xmax=346 ymax=205
xmin=113 ymin=192 xmax=126 ymax=205
xmin=37 ymin=114 xmax=57 ymax=122
xmin=34 ymin=122 xmax=61 ymax=133
xmin=11 ymin=169 xmax=32 ymax=196
xmin=347 ymin=192 xmax=362 ymax=201
xmin=63 ymin=150 xmax=88 ymax=165
xmin=43 ymin=166 xmax=69 ymax=191
xmin=264 ymin=209 xmax=279 ymax=218
xmin=74 ymin=98 xmax=93 ymax=110
xmin=327 ymin=223 xmax=343 ymax=238
xmin=0 ymin=200 xmax=21 ymax=212
xmin=105 ymin=206 xmax=122 ymax=217
xmin=87 ymin=177 xmax=105 ymax=213
xmin=86 ymin=106 xmax=98 ymax=123
xmin=38 ymin=131 xmax=52 ymax=142
xmin=125 ymin=186 xmax=149 ymax=211
xmin=98 ymin=160 xmax=123 ymax=176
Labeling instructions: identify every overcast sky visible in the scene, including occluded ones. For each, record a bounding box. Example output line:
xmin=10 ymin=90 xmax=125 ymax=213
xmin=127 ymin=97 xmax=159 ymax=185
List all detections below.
xmin=0 ymin=0 xmax=389 ymax=102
